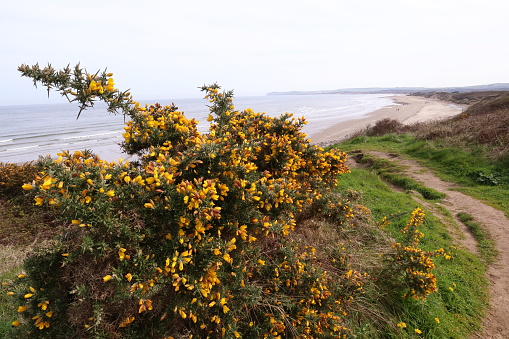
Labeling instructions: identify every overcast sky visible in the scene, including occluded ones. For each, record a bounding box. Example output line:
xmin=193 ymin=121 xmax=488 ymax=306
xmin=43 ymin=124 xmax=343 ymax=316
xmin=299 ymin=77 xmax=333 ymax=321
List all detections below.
xmin=1 ymin=0 xmax=508 ymax=105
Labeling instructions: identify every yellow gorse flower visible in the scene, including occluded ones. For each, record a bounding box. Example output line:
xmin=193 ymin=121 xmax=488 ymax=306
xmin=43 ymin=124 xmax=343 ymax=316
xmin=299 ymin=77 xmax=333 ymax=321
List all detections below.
xmin=119 ymin=316 xmax=135 ymax=327
xmin=105 ymin=78 xmax=115 ymax=92
xmin=38 ymin=301 xmax=49 ymax=310
xmin=118 ymin=248 xmax=127 ymax=261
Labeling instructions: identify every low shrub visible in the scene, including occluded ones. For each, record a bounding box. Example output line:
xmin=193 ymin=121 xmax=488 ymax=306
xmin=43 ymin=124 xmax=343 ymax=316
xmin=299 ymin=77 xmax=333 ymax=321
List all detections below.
xmin=383 ymin=208 xmax=442 ymax=300
xmin=0 ymin=162 xmax=38 ymax=198
xmin=4 ymin=64 xmax=445 ymax=338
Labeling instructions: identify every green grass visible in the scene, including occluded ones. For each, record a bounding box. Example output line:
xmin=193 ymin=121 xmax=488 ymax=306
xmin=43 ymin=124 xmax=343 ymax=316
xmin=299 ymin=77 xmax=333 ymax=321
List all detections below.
xmin=0 ymin=194 xmax=59 ymax=338
xmin=336 ymin=167 xmax=489 ymax=338
xmin=339 ymin=134 xmax=509 ymax=218
xmin=456 ymin=212 xmax=497 ymax=264
xmin=402 ymin=140 xmax=509 ymax=214
xmin=1 ymin=275 xmax=17 ymax=335
xmin=331 ymin=131 xmax=509 ymax=336
xmin=366 ymin=156 xmax=446 ymax=201
xmin=453 ymin=186 xmax=509 ymax=218
xmin=0 ymin=248 xmax=25 ymax=337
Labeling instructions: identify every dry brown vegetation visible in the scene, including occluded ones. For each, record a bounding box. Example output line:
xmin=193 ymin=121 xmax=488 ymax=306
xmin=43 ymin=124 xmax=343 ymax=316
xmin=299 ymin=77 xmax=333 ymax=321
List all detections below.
xmin=352 ymin=91 xmax=509 ymax=159
xmin=411 ymin=90 xmax=508 ymax=105
xmin=0 ymin=161 xmax=60 ymax=248
xmin=415 ymin=92 xmax=509 ymax=157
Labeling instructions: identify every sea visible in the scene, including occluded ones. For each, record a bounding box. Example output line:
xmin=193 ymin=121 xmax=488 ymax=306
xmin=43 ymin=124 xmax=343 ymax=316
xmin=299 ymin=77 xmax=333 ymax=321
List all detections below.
xmin=0 ymin=94 xmax=396 ymax=164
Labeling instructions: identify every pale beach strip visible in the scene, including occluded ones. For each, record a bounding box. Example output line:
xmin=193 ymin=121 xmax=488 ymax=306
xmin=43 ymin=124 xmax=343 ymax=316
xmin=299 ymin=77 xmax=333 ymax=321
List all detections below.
xmin=309 ymin=95 xmax=466 ymax=145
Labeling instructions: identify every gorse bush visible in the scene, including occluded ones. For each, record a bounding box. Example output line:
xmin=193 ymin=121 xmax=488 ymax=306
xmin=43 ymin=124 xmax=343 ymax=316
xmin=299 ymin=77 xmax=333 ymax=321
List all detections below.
xmin=0 ymin=162 xmax=38 ymax=197
xmin=385 ymin=208 xmax=447 ymax=300
xmin=8 ymin=64 xmax=357 ymax=338
xmin=5 ymin=64 xmax=442 ymax=338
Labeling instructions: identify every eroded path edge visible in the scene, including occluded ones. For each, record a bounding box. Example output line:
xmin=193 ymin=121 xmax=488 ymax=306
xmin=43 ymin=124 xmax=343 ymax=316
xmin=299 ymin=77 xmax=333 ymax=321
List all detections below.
xmin=349 ymin=151 xmax=509 ymax=339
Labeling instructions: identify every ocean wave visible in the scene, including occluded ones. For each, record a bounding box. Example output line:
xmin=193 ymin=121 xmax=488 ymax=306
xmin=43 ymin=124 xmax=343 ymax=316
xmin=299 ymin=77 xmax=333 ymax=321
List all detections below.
xmin=5 ymin=145 xmax=40 ymax=151
xmin=61 ymin=131 xmax=121 ymax=141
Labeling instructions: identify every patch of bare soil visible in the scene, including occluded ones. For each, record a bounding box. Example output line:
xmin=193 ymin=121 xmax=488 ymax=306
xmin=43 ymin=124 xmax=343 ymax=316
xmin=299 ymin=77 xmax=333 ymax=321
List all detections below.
xmin=348 ymin=151 xmax=509 ymax=339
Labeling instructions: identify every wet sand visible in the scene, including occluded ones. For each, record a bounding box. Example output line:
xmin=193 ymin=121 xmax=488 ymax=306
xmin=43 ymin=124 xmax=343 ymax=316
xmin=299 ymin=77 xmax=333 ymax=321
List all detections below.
xmin=309 ymin=95 xmax=466 ymax=145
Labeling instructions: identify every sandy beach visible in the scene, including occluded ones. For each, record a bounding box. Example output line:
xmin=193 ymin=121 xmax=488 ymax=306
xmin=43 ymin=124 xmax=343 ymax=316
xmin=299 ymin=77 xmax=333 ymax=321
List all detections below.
xmin=310 ymin=95 xmax=466 ymax=144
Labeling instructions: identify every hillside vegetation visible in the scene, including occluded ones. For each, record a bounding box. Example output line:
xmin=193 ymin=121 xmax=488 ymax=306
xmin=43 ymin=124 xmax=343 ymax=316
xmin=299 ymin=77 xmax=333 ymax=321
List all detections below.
xmin=410 ymin=90 xmax=509 ymax=105
xmin=0 ymin=66 xmax=506 ymax=338
xmin=336 ymin=91 xmax=509 ymax=337
xmin=347 ymin=92 xmax=509 ymax=189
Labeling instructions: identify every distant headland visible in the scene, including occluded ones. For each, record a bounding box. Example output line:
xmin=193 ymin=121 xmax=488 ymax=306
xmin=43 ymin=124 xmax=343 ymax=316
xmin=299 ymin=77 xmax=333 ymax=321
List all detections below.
xmin=267 ymin=83 xmax=509 ymax=96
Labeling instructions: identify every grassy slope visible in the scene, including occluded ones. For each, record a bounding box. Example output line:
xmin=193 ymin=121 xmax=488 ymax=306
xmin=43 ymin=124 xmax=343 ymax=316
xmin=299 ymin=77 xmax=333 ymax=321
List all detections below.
xmin=332 ymin=92 xmax=509 ymax=337
xmin=344 ymin=92 xmax=509 ymax=218
xmin=340 ymin=134 xmax=509 ymax=218
xmin=335 ymin=162 xmax=488 ymax=338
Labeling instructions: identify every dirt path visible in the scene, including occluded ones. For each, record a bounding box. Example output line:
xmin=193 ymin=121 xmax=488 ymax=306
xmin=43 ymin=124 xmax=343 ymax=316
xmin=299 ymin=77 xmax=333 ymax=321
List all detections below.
xmin=350 ymin=151 xmax=509 ymax=339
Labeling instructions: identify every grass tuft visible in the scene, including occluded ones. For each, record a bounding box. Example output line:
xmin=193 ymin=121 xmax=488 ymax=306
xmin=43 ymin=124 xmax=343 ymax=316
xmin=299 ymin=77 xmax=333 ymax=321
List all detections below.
xmin=456 ymin=212 xmax=498 ymax=264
